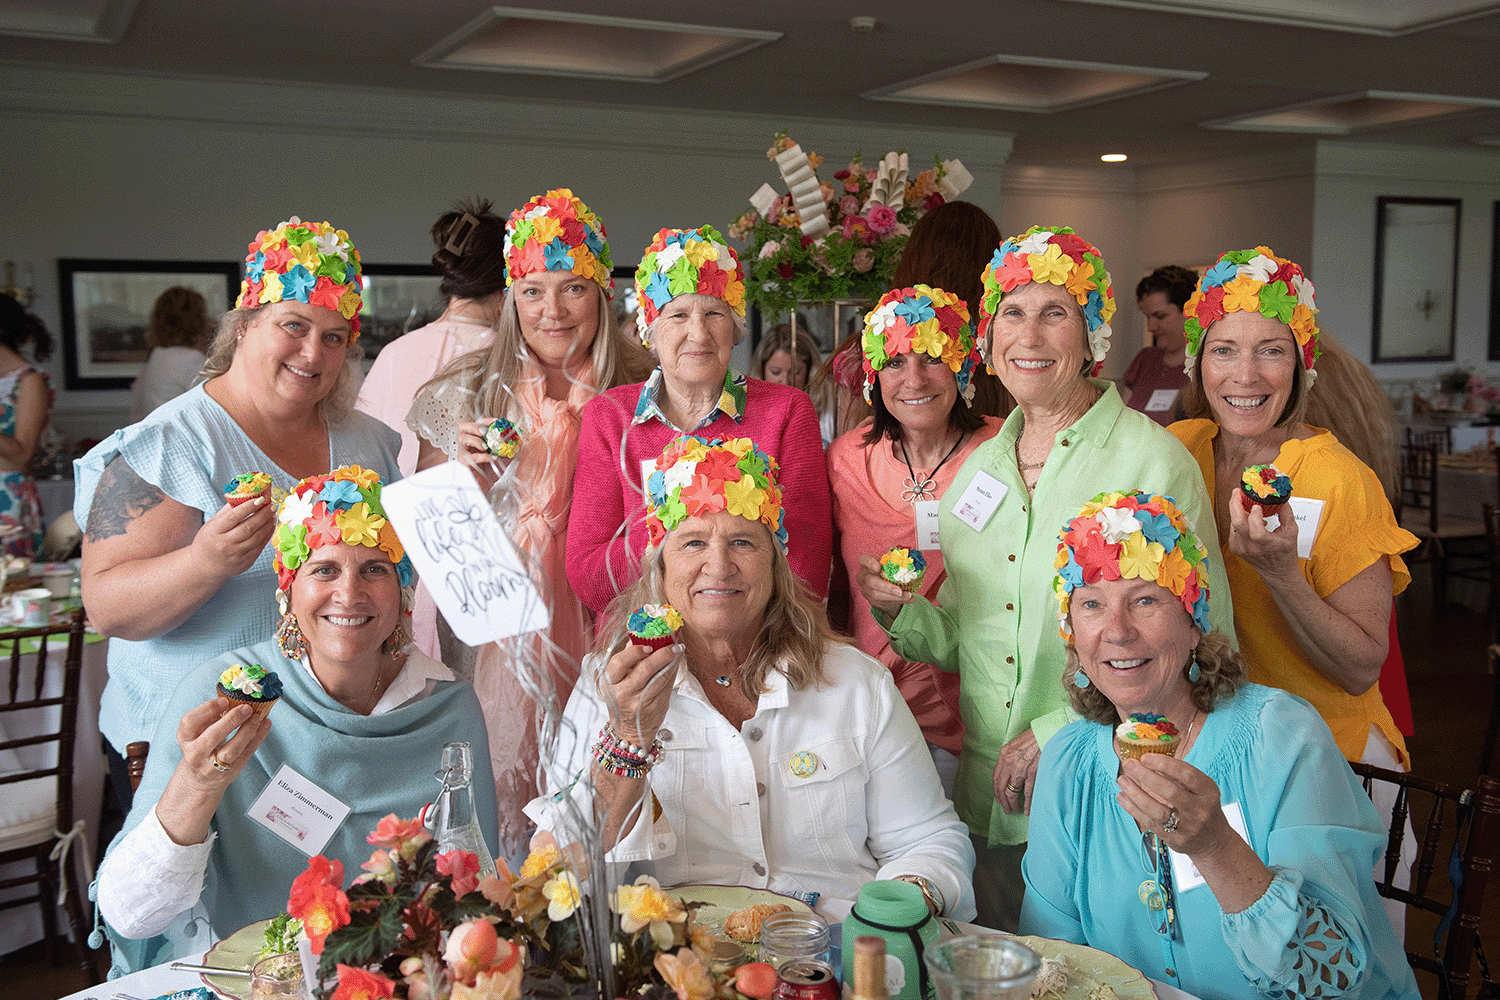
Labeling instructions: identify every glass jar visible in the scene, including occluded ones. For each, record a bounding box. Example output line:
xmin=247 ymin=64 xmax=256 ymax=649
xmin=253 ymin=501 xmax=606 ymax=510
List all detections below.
xmin=759 ymin=910 xmax=831 ymax=969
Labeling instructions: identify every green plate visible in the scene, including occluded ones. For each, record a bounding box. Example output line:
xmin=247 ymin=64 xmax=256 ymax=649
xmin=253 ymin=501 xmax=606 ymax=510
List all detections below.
xmin=1012 ymin=935 xmax=1157 ymax=999
xmin=201 ymin=917 xmax=272 ymax=1000
xmin=667 ymin=885 xmax=813 ymax=960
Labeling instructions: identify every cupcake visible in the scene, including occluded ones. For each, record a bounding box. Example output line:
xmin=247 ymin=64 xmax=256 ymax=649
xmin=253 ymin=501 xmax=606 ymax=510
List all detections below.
xmin=482 ymin=418 xmax=522 ymax=459
xmin=627 ymin=603 xmax=683 ymax=652
xmin=217 ymin=662 xmax=283 ymax=720
xmin=1114 ymin=713 xmax=1181 ymax=761
xmin=223 ymin=472 xmax=272 ymax=507
xmin=879 ymin=547 xmax=927 ymax=593
xmin=1237 ymin=464 xmax=1292 ymax=517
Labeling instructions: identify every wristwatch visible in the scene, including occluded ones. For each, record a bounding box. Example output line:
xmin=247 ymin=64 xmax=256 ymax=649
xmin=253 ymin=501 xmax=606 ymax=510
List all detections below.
xmin=894 ymin=874 xmax=944 ymax=916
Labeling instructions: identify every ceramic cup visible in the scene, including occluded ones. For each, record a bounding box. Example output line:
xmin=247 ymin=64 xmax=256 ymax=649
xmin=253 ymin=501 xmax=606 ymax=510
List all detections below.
xmin=10 ymin=587 xmax=50 ymax=627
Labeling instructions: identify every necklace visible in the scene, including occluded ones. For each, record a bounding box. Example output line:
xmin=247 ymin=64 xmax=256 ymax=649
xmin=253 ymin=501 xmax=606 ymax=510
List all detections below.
xmin=899 ymin=433 xmax=966 ymax=503
xmin=715 ymin=675 xmax=732 ymax=688
xmin=1181 ymin=709 xmax=1202 ymax=754
xmin=363 ymin=660 xmax=397 ymax=715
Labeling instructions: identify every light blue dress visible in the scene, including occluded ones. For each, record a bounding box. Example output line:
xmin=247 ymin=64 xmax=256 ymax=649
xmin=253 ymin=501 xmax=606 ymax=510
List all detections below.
xmin=73 ymin=384 xmax=400 ymax=754
xmin=1021 ymin=683 xmax=1420 ymax=1000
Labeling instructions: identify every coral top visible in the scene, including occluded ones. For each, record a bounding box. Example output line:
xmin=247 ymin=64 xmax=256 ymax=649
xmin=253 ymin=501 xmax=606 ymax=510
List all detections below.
xmin=827 ymin=417 xmax=1002 ymax=755
xmin=1169 ymin=419 xmax=1418 ymax=764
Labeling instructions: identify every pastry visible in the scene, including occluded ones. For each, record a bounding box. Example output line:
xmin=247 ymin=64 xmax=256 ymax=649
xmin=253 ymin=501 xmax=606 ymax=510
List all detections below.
xmin=223 ymin=472 xmax=272 ymax=507
xmin=879 ymin=547 xmax=927 ymax=593
xmin=217 ymin=662 xmax=283 ymax=720
xmin=627 ymin=603 xmax=683 ymax=652
xmin=723 ymin=903 xmax=792 ymax=944
xmin=482 ymin=418 xmax=522 ymax=459
xmin=1237 ymin=464 xmax=1292 ymax=517
xmin=1113 ymin=713 xmax=1181 ymax=761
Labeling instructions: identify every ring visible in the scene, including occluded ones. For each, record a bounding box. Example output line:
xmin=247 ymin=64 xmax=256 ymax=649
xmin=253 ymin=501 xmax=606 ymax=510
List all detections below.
xmin=211 ymin=754 xmax=230 ymax=773
xmin=1163 ymin=809 xmax=1179 ymax=833
xmin=1006 ymin=783 xmax=1025 ymax=794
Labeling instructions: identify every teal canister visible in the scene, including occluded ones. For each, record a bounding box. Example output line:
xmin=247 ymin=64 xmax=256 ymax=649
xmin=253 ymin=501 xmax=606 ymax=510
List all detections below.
xmin=842 ymin=880 xmax=938 ymax=1000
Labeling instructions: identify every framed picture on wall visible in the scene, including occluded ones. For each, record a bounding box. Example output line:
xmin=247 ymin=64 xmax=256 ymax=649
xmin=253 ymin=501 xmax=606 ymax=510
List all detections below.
xmin=58 ymin=259 xmax=240 ymax=390
xmin=1371 ymin=196 xmax=1461 ymax=364
xmin=357 ymin=264 xmax=445 ymax=369
xmin=1490 ymin=201 xmax=1500 ymax=362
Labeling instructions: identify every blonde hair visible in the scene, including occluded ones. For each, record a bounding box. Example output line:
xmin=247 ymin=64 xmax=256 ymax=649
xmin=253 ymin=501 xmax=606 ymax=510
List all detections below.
xmin=1065 ymin=628 xmax=1245 ymax=724
xmin=598 ymin=534 xmax=841 ymax=702
xmin=1302 ymin=329 xmax=1399 ymax=501
xmin=201 ymin=306 xmax=363 ymax=424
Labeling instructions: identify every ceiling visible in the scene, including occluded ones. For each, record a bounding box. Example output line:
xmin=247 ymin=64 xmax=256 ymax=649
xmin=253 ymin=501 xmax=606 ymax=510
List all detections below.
xmin=2 ymin=0 xmax=1499 ymax=168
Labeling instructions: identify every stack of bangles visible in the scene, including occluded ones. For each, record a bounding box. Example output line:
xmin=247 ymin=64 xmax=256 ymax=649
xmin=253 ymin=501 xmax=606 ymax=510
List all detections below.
xmin=591 ymin=722 xmax=665 ymax=779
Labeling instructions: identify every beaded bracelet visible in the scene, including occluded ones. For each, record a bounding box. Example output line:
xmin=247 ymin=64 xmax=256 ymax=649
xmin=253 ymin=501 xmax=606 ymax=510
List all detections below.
xmin=592 ymin=722 xmax=664 ymax=778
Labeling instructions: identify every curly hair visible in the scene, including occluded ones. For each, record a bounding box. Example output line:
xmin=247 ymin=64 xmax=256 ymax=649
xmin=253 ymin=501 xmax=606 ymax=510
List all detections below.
xmin=1064 ymin=628 xmax=1246 ymax=724
xmin=1135 ymin=265 xmax=1200 ymax=309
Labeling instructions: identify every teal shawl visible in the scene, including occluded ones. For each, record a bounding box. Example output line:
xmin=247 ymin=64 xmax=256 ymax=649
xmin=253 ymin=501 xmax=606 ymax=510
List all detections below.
xmin=103 ymin=639 xmax=498 ymax=976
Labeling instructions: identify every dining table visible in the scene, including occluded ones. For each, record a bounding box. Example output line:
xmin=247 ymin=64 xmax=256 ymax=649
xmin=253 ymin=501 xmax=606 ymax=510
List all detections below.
xmin=1436 ymin=450 xmax=1498 ymax=524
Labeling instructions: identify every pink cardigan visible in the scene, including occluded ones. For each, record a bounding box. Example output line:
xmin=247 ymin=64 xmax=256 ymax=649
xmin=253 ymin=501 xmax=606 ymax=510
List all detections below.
xmin=566 ymin=377 xmax=833 ymax=614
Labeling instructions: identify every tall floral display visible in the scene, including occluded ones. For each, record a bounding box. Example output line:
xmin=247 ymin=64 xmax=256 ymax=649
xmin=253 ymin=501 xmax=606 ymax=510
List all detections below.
xmin=728 ymin=132 xmax=973 ymax=320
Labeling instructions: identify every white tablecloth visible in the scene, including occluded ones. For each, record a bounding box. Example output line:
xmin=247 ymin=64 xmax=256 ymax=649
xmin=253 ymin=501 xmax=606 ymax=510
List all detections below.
xmin=0 ymin=632 xmax=108 ymax=957
xmin=57 ymin=947 xmax=212 ymax=1000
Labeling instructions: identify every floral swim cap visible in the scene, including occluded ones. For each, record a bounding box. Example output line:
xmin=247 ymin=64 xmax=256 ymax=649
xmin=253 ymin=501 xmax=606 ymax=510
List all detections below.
xmin=645 ymin=436 xmax=785 ymax=552
xmin=860 ymin=285 xmax=983 ymax=405
xmin=237 ymin=217 xmax=363 ymax=340
xmin=504 ymin=188 xmax=613 ymax=296
xmin=1053 ymin=489 xmax=1211 ymax=641
xmin=634 ymin=226 xmax=746 ymax=345
xmin=978 ymin=226 xmax=1116 ymax=376
xmin=1183 ymin=246 xmax=1319 ymax=385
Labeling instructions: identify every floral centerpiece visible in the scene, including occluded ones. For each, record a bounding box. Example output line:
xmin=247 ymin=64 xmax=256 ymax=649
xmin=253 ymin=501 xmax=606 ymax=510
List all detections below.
xmin=288 ymin=813 xmax=735 ymax=1000
xmin=727 ymin=132 xmax=973 ymax=319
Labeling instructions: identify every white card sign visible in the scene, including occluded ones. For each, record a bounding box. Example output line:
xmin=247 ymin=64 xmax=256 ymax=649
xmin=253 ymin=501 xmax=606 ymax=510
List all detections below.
xmin=246 ymin=763 xmax=351 ymax=857
xmin=1264 ymin=496 xmax=1325 ymax=560
xmin=382 ymin=462 xmax=550 ymax=645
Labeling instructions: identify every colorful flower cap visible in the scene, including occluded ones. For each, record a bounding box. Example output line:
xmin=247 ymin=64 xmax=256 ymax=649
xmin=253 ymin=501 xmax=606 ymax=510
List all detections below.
xmin=644 ymin=436 xmax=786 ymax=552
xmin=634 ymin=225 xmax=746 ymax=345
xmin=237 ymin=217 xmax=363 ymax=340
xmin=503 ymin=188 xmax=614 ymax=297
xmin=272 ymin=465 xmax=416 ymax=611
xmin=860 ymin=284 xmax=984 ymax=405
xmin=1053 ymin=489 xmax=1211 ymax=641
xmin=978 ymin=226 xmax=1116 ymax=376
xmin=1183 ymin=246 xmax=1320 ymax=385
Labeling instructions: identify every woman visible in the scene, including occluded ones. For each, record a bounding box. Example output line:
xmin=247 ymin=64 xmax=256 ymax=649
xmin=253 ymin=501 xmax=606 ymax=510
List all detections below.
xmin=130 ymin=286 xmax=212 ymax=422
xmin=95 ymin=467 xmax=496 ymax=975
xmin=856 ymin=226 xmax=1232 ymax=931
xmin=75 ymin=217 xmax=401 ymax=810
xmin=1168 ymin=247 xmax=1416 ymax=770
xmin=358 ymin=198 xmax=509 ymax=477
xmin=828 ymin=285 xmax=1000 ymax=792
xmin=531 ymin=437 xmax=974 ymax=918
xmin=567 ymin=226 xmax=831 ymax=614
xmin=0 ymin=293 xmax=53 ymax=557
xmin=1020 ymin=490 xmax=1418 ymax=1000
xmin=1123 ymin=265 xmax=1196 ymax=426
xmin=752 ymin=322 xmax=835 ymax=444
xmin=408 ymin=188 xmax=644 ymax=857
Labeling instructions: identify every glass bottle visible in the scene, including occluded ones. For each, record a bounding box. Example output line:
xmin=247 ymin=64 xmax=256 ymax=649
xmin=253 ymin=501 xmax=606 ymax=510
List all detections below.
xmin=430 ymin=741 xmax=497 ymax=879
xmin=759 ymin=910 xmax=831 ymax=969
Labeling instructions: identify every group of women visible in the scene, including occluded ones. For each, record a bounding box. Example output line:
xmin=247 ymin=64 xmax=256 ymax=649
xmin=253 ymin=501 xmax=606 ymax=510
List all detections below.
xmin=81 ymin=193 xmax=1421 ymax=998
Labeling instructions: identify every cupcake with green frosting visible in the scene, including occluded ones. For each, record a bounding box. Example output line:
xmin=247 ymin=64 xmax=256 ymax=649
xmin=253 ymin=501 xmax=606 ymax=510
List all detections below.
xmin=217 ymin=662 xmax=283 ymax=720
xmin=483 ymin=418 xmax=522 ymax=459
xmin=1238 ymin=464 xmax=1292 ymax=517
xmin=880 ymin=547 xmax=928 ymax=593
xmin=223 ymin=471 xmax=272 ymax=507
xmin=627 ymin=603 xmax=683 ymax=652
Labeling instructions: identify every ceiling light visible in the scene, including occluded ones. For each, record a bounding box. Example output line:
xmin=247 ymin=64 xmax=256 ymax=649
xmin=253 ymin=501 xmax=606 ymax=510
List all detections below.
xmin=863 ymin=54 xmax=1204 ymax=114
xmin=1100 ymin=153 xmax=1128 ymax=162
xmin=850 ymin=16 xmax=876 ymax=32
xmin=1204 ymin=91 xmax=1500 ymax=134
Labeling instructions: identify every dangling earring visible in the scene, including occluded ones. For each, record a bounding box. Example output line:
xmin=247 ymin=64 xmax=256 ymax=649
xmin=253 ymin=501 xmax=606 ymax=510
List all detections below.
xmin=277 ymin=612 xmax=306 ymax=660
xmin=1073 ymin=670 xmax=1090 ymax=689
xmin=384 ymin=621 xmax=408 ymax=660
xmin=1188 ymin=652 xmax=1202 ymax=683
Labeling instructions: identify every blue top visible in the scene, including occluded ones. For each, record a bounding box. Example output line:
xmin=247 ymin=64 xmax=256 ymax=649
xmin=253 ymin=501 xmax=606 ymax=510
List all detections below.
xmin=73 ymin=384 xmax=400 ymax=751
xmin=1021 ymin=683 xmax=1419 ymax=1000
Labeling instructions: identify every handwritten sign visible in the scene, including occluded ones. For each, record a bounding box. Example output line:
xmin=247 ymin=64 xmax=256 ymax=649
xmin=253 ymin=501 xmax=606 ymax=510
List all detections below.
xmin=382 ymin=462 xmax=550 ymax=645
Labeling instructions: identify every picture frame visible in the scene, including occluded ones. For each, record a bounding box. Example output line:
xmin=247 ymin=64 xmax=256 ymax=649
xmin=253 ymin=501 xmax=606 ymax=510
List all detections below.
xmin=1371 ymin=196 xmax=1461 ymax=364
xmin=357 ymin=264 xmax=446 ymax=369
xmin=1490 ymin=201 xmax=1500 ymax=363
xmin=57 ymin=259 xmax=240 ymax=390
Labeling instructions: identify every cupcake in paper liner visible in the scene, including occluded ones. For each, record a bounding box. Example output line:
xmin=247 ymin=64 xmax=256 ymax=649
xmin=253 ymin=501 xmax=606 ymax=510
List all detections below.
xmin=1238 ymin=464 xmax=1292 ymax=517
xmin=217 ymin=662 xmax=283 ymax=720
xmin=482 ymin=418 xmax=522 ymax=459
xmin=627 ymin=603 xmax=683 ymax=652
xmin=1114 ymin=712 xmax=1180 ymax=761
xmin=880 ymin=547 xmax=927 ymax=593
xmin=223 ymin=472 xmax=272 ymax=507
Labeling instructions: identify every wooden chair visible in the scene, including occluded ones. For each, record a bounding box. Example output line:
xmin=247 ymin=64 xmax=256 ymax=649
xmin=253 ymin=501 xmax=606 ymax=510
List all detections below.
xmin=1405 ymin=425 xmax=1453 ymax=454
xmin=0 ymin=608 xmax=99 ymax=983
xmin=1400 ymin=443 xmax=1488 ymax=605
xmin=1351 ymin=762 xmax=1500 ymax=998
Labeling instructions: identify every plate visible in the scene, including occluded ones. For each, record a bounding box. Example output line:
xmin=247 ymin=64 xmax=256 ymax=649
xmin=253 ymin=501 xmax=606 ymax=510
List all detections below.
xmin=201 ymin=917 xmax=272 ymax=1000
xmin=667 ymin=884 xmax=813 ymax=956
xmin=1011 ymin=935 xmax=1157 ymax=1000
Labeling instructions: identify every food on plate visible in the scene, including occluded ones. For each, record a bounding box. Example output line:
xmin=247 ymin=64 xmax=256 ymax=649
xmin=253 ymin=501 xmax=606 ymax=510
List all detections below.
xmin=735 ymin=961 xmax=778 ymax=999
xmin=723 ymin=902 xmax=793 ymax=943
xmin=259 ymin=911 xmax=302 ymax=961
xmin=1031 ymin=954 xmax=1076 ymax=997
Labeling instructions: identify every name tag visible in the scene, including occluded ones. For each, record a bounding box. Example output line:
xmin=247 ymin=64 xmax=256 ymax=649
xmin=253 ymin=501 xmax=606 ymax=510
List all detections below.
xmin=1170 ymin=801 xmax=1249 ymax=891
xmin=1144 ymin=388 xmax=1178 ymax=413
xmin=952 ymin=470 xmax=1006 ymax=532
xmin=1265 ymin=496 xmax=1325 ymax=559
xmin=914 ymin=500 xmax=942 ymax=550
xmin=247 ymin=763 xmax=351 ymax=857
xmin=640 ymin=458 xmax=656 ymax=501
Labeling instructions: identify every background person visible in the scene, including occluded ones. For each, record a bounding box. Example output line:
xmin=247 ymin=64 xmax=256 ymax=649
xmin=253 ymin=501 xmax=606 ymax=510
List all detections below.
xmin=751 ymin=321 xmax=835 ymax=444
xmin=1124 ymin=265 xmax=1196 ymax=425
xmin=130 ymin=286 xmax=212 ymax=422
xmin=0 ymin=292 xmax=53 ymax=557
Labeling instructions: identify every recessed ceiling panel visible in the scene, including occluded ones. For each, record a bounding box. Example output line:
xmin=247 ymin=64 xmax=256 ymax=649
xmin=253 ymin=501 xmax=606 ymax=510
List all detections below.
xmin=413 ymin=6 xmax=780 ymax=84
xmin=1204 ymin=91 xmax=1500 ymax=134
xmin=1057 ymin=0 xmax=1500 ymax=36
xmin=863 ymin=54 xmax=1206 ymax=113
xmin=0 ymin=0 xmax=135 ymax=42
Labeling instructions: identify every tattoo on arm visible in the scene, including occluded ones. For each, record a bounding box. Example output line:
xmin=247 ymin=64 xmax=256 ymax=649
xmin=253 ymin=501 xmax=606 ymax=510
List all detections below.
xmin=86 ymin=456 xmax=168 ymax=542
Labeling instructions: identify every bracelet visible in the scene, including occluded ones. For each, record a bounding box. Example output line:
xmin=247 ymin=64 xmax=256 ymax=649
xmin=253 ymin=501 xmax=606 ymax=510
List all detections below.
xmin=893 ymin=874 xmax=944 ymax=916
xmin=592 ymin=722 xmax=664 ymax=778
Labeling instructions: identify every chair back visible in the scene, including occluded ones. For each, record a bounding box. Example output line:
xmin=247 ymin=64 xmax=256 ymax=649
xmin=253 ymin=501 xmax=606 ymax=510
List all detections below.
xmin=1351 ymin=761 xmax=1500 ymax=999
xmin=0 ymin=608 xmax=88 ymax=834
xmin=1400 ymin=443 xmax=1442 ymax=532
xmin=1406 ymin=425 xmax=1453 ymax=454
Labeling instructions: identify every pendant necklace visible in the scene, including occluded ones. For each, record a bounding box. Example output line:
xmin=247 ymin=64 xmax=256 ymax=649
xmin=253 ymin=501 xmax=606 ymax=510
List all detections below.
xmin=715 ymin=676 xmax=732 ymax=688
xmin=899 ymin=433 xmax=966 ymax=504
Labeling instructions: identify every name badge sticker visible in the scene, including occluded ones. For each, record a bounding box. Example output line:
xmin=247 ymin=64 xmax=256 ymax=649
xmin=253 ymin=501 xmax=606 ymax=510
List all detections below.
xmin=247 ymin=763 xmax=352 ymax=857
xmin=1144 ymin=388 xmax=1178 ymax=413
xmin=952 ymin=470 xmax=1007 ymax=532
xmin=639 ymin=458 xmax=656 ymax=500
xmin=1265 ymin=497 xmax=1325 ymax=559
xmin=914 ymin=500 xmax=942 ymax=550
xmin=1170 ymin=801 xmax=1249 ymax=891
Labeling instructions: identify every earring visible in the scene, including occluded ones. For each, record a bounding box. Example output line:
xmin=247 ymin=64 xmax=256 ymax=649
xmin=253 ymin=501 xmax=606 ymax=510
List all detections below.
xmin=1188 ymin=653 xmax=1202 ymax=683
xmin=277 ymin=612 xmax=306 ymax=660
xmin=1073 ymin=670 xmax=1090 ymax=689
xmin=385 ymin=621 xmax=408 ymax=660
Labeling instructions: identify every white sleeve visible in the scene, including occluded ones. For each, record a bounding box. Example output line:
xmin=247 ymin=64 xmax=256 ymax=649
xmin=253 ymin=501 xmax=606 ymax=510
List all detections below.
xmin=96 ymin=807 xmax=217 ymax=939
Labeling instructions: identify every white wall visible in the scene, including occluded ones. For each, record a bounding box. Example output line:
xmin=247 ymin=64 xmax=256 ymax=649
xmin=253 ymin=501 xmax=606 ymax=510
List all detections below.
xmin=0 ymin=64 xmax=1013 ymax=440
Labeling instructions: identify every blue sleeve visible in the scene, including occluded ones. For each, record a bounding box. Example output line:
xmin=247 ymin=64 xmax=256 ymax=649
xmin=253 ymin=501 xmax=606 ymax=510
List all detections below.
xmin=1019 ymin=725 xmax=1088 ymax=944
